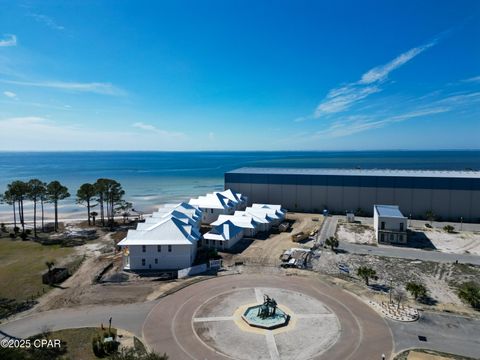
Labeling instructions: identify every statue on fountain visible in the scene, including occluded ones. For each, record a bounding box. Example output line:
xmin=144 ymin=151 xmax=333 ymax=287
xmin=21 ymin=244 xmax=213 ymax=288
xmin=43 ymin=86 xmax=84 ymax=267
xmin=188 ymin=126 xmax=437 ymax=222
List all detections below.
xmin=257 ymin=295 xmax=279 ymax=319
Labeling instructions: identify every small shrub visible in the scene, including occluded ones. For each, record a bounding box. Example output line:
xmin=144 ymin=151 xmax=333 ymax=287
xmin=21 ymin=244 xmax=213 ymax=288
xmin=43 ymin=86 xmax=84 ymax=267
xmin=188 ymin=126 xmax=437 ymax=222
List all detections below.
xmin=13 ymin=226 xmax=20 ymax=233
xmin=20 ymin=232 xmax=28 ymax=241
xmin=457 ymin=282 xmax=480 ymax=310
xmin=443 ymin=225 xmax=455 ymax=233
xmin=9 ymin=233 xmax=16 ymax=239
xmin=25 ymin=229 xmax=32 ymax=235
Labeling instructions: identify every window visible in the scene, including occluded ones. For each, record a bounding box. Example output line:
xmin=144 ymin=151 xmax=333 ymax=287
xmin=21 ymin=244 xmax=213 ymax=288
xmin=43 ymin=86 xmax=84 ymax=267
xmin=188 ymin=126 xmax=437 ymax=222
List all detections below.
xmin=205 ymin=239 xmax=209 ymax=245
xmin=142 ymin=245 xmax=146 ymax=253
xmin=155 ymin=258 xmax=158 ymax=264
xmin=157 ymin=245 xmax=161 ymax=252
xmin=380 ymin=233 xmax=384 ymax=242
xmin=210 ymin=209 xmax=213 ymax=214
xmin=381 ymin=222 xmax=385 ymax=230
xmin=390 ymin=234 xmax=394 ymax=241
xmin=400 ymin=223 xmax=404 ymax=231
xmin=141 ymin=258 xmax=146 ymax=266
xmin=168 ymin=245 xmax=172 ymax=252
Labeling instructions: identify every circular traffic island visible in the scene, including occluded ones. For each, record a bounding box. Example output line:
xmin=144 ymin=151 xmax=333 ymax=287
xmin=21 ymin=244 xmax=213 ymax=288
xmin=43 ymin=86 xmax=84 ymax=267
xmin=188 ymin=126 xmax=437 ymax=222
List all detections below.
xmin=142 ymin=274 xmax=393 ymax=360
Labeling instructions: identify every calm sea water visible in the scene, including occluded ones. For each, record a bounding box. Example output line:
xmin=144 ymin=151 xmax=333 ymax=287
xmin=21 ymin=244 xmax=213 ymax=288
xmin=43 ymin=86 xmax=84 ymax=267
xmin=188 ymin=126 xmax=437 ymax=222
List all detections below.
xmin=0 ymin=151 xmax=479 ymax=220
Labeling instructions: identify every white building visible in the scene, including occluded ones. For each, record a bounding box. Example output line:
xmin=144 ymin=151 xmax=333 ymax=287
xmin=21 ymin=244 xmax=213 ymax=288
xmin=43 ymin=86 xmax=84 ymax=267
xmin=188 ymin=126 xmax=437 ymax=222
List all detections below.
xmin=203 ymin=220 xmax=244 ymax=250
xmin=189 ymin=192 xmax=236 ymax=224
xmin=373 ymin=205 xmax=407 ymax=245
xmin=118 ymin=216 xmax=200 ymax=271
xmin=234 ymin=210 xmax=273 ymax=232
xmin=211 ymin=214 xmax=259 ymax=237
xmin=250 ymin=204 xmax=286 ymax=224
xmin=218 ymin=189 xmax=248 ymax=210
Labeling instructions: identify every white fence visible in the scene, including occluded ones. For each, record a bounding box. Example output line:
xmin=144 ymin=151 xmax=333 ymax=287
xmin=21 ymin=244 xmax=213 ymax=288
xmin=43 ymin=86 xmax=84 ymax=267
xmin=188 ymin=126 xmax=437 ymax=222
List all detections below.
xmin=177 ymin=263 xmax=207 ymax=278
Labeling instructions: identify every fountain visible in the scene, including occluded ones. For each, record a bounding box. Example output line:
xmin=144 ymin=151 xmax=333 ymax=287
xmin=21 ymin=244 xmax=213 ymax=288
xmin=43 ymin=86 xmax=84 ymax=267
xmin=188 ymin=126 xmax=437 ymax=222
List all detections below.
xmin=242 ymin=295 xmax=290 ymax=329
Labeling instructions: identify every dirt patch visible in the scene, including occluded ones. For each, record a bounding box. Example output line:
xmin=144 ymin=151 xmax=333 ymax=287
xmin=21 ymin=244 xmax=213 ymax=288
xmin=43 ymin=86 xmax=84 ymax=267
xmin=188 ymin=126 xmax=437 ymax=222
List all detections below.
xmin=336 ymin=221 xmax=376 ymax=245
xmin=410 ymin=227 xmax=480 ymax=255
xmin=220 ymin=213 xmax=322 ymax=266
xmin=312 ymin=250 xmax=480 ymax=316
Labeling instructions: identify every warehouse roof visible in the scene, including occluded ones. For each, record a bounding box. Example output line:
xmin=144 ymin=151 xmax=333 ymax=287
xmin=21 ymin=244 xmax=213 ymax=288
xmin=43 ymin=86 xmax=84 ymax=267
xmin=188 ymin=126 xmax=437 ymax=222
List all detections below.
xmin=226 ymin=167 xmax=480 ymax=179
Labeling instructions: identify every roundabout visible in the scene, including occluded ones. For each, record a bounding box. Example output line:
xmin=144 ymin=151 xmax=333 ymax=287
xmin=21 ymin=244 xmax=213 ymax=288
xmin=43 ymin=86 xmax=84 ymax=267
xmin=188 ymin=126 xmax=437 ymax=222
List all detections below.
xmin=142 ymin=274 xmax=393 ymax=360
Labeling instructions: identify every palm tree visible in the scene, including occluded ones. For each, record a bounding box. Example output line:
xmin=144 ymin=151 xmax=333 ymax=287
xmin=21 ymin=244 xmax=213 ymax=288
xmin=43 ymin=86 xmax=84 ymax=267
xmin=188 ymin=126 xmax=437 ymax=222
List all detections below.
xmin=76 ymin=183 xmax=97 ymax=225
xmin=46 ymin=181 xmax=70 ymax=232
xmin=406 ymin=282 xmax=427 ymax=301
xmin=325 ymin=236 xmax=339 ymax=253
xmin=357 ymin=266 xmax=376 ymax=286
xmin=27 ymin=179 xmax=46 ymax=238
xmin=425 ymin=210 xmax=436 ymax=225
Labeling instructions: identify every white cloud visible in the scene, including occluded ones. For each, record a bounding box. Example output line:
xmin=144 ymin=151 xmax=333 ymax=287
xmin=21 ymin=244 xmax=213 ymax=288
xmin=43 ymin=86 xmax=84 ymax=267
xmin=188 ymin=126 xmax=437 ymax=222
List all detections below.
xmin=463 ymin=75 xmax=480 ymax=83
xmin=3 ymin=90 xmax=17 ymax=99
xmin=132 ymin=122 xmax=186 ymax=138
xmin=313 ymin=39 xmax=438 ymax=118
xmin=0 ymin=79 xmax=125 ymax=96
xmin=28 ymin=13 xmax=64 ymax=31
xmin=314 ymin=107 xmax=449 ymax=138
xmin=0 ymin=34 xmax=17 ymax=47
xmin=0 ymin=117 xmax=188 ymax=150
xmin=359 ymin=40 xmax=437 ymax=84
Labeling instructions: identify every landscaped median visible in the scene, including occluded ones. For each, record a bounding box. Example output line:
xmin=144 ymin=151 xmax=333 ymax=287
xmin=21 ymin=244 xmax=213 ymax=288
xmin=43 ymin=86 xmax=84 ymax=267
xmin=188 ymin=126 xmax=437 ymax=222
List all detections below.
xmin=0 ymin=327 xmax=165 ymax=360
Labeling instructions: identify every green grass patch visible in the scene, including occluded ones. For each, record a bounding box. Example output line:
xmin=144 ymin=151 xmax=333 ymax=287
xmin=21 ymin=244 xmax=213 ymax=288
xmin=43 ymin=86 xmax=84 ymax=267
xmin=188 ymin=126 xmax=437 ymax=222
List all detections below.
xmin=0 ymin=239 xmax=75 ymax=301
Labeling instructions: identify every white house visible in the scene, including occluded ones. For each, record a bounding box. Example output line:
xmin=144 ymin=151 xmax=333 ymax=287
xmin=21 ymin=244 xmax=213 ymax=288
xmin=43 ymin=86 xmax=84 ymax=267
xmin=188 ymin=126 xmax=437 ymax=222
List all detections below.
xmin=219 ymin=189 xmax=248 ymax=210
xmin=234 ymin=210 xmax=273 ymax=232
xmin=250 ymin=204 xmax=286 ymax=224
xmin=151 ymin=202 xmax=202 ymax=227
xmin=211 ymin=214 xmax=259 ymax=237
xmin=118 ymin=216 xmax=200 ymax=271
xmin=203 ymin=220 xmax=244 ymax=250
xmin=189 ymin=192 xmax=236 ymax=224
xmin=373 ymin=205 xmax=408 ymax=245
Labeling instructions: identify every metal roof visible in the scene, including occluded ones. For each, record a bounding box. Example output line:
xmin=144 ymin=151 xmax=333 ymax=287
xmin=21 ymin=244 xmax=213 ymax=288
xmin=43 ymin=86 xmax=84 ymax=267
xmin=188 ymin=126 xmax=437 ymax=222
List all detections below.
xmin=374 ymin=205 xmax=405 ymax=218
xmin=226 ymin=167 xmax=480 ymax=179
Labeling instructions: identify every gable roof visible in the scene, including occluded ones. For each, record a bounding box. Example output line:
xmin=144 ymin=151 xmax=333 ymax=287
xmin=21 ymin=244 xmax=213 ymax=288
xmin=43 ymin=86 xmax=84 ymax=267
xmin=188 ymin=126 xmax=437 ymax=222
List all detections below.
xmin=204 ymin=220 xmax=244 ymax=241
xmin=211 ymin=214 xmax=258 ymax=229
xmin=374 ymin=205 xmax=405 ymax=218
xmin=118 ymin=216 xmax=200 ymax=246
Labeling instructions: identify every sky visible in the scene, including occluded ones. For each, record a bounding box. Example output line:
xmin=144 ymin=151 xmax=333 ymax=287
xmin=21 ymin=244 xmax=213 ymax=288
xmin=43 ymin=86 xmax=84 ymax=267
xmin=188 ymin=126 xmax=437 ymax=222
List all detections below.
xmin=0 ymin=0 xmax=479 ymax=151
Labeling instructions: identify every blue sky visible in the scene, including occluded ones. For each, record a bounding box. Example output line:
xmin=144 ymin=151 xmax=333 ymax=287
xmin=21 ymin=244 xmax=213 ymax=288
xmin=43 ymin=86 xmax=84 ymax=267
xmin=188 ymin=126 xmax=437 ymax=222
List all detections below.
xmin=0 ymin=0 xmax=479 ymax=151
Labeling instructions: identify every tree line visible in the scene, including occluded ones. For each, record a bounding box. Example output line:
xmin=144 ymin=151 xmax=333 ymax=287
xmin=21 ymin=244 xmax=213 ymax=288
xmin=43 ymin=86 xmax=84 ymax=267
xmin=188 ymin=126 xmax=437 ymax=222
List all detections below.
xmin=0 ymin=178 xmax=130 ymax=237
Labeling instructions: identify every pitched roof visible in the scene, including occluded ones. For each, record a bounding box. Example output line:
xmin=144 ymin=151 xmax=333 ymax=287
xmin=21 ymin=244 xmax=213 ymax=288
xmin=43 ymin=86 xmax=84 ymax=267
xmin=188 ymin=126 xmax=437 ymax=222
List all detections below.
xmin=211 ymin=214 xmax=258 ymax=229
xmin=189 ymin=192 xmax=235 ymax=209
xmin=204 ymin=220 xmax=244 ymax=241
xmin=118 ymin=217 xmax=200 ymax=246
xmin=374 ymin=205 xmax=405 ymax=218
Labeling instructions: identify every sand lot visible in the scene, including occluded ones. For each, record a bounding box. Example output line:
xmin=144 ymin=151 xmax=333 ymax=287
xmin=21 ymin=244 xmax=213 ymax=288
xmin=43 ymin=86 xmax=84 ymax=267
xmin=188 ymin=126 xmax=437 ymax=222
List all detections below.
xmin=413 ymin=227 xmax=480 ymax=256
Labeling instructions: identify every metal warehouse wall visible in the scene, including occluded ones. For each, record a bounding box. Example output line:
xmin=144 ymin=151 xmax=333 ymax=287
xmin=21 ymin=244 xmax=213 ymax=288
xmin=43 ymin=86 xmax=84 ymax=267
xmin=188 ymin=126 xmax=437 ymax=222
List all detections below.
xmin=225 ymin=172 xmax=480 ymax=222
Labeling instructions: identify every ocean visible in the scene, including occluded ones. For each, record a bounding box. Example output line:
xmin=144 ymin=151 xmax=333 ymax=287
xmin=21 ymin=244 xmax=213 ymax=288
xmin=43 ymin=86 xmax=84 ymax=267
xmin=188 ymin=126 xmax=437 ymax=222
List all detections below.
xmin=0 ymin=151 xmax=479 ymax=221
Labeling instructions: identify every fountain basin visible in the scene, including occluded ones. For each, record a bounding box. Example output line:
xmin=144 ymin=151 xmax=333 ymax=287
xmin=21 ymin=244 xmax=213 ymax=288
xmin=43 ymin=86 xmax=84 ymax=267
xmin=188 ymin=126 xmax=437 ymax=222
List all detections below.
xmin=241 ymin=305 xmax=290 ymax=329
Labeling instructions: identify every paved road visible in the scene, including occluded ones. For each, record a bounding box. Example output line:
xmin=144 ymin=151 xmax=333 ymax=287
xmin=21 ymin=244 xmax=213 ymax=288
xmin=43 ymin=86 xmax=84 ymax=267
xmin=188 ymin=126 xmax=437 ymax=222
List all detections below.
xmin=339 ymin=242 xmax=480 ymax=265
xmin=316 ymin=216 xmax=338 ymax=244
xmin=388 ymin=311 xmax=480 ymax=359
xmin=0 ymin=302 xmax=155 ymax=340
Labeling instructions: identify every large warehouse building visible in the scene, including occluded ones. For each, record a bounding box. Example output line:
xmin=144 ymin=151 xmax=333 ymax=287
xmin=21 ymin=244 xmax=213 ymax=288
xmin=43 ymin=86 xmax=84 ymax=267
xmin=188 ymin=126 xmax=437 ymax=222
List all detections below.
xmin=225 ymin=168 xmax=480 ymax=222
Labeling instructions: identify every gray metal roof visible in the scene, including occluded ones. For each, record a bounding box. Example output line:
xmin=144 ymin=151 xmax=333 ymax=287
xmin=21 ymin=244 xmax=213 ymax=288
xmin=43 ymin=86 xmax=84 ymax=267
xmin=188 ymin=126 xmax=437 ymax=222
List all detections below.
xmin=374 ymin=205 xmax=405 ymax=218
xmin=227 ymin=167 xmax=480 ymax=179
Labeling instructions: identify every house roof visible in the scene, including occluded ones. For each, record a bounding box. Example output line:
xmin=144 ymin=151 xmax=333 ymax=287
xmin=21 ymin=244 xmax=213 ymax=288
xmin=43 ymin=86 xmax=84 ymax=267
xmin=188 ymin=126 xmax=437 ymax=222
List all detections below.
xmin=374 ymin=205 xmax=406 ymax=218
xmin=118 ymin=217 xmax=200 ymax=246
xmin=204 ymin=220 xmax=244 ymax=241
xmin=189 ymin=192 xmax=235 ymax=209
xmin=251 ymin=204 xmax=287 ymax=216
xmin=211 ymin=214 xmax=258 ymax=229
